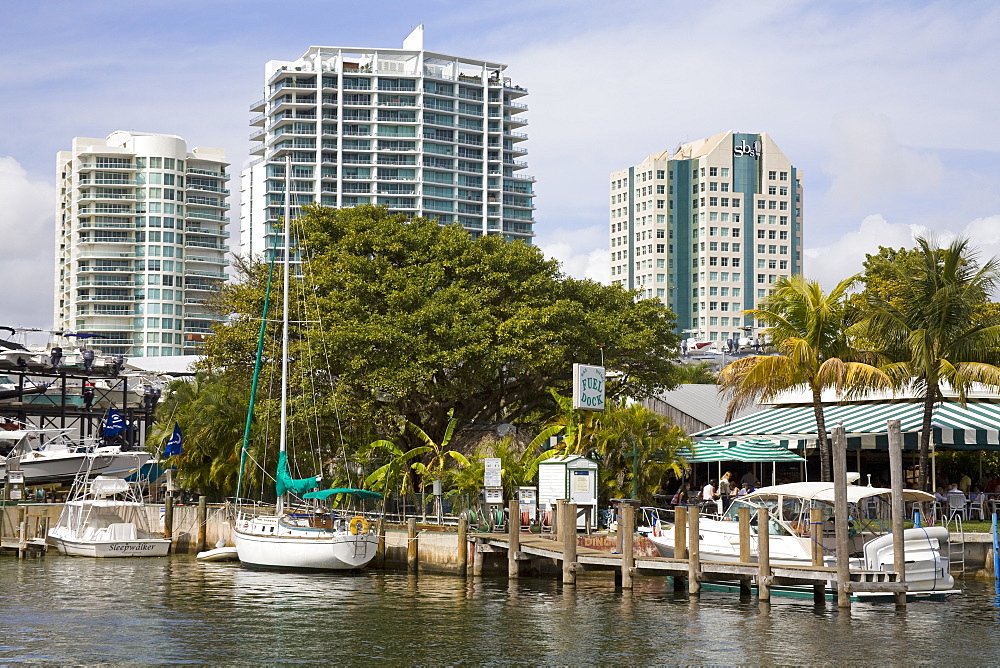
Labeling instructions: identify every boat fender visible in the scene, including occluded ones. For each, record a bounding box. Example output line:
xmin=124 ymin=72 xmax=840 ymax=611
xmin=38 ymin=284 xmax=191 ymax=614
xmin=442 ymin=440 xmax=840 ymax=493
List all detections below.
xmin=349 ymin=517 xmax=370 ymax=535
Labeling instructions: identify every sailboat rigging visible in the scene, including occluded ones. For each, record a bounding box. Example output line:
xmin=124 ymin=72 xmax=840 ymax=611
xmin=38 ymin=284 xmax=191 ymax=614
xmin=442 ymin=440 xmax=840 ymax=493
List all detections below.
xmin=232 ymin=157 xmax=380 ymax=570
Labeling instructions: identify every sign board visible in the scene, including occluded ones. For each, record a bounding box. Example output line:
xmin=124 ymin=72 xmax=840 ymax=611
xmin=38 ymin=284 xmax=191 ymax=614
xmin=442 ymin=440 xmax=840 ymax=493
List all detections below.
xmin=484 ymin=458 xmax=502 ymax=488
xmin=572 ymin=469 xmax=591 ymax=494
xmin=733 ymin=138 xmax=762 ymax=158
xmin=6 ymin=472 xmax=24 ymax=484
xmin=484 ymin=488 xmax=503 ymax=504
xmin=572 ymin=364 xmax=606 ymax=411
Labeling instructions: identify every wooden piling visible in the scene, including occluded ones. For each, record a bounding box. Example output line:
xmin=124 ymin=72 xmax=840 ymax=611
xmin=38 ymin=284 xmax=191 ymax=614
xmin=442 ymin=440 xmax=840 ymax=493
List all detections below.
xmin=687 ymin=508 xmax=700 ymax=594
xmin=811 ymin=507 xmax=825 ymax=604
xmin=758 ymin=507 xmax=771 ymax=601
xmin=619 ymin=500 xmax=636 ymax=589
xmin=472 ymin=537 xmax=484 ymax=577
xmin=738 ymin=505 xmax=752 ymax=595
xmin=457 ymin=517 xmax=468 ymax=577
xmin=563 ymin=502 xmax=577 ymax=585
xmin=553 ymin=499 xmax=563 ymax=541
xmin=197 ymin=496 xmax=207 ymax=553
xmin=888 ymin=419 xmax=907 ymax=608
xmin=832 ymin=426 xmax=851 ymax=609
xmin=407 ymin=518 xmax=418 ymax=573
xmin=508 ymin=499 xmax=520 ymax=579
xmin=163 ymin=494 xmax=174 ymax=540
xmin=674 ymin=506 xmax=688 ymax=560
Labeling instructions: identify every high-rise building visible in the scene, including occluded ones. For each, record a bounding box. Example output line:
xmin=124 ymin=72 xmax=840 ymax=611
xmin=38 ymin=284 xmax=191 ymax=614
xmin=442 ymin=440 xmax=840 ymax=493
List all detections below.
xmin=609 ymin=131 xmax=803 ymax=343
xmin=54 ymin=131 xmax=230 ymax=357
xmin=240 ymin=25 xmax=534 ymax=259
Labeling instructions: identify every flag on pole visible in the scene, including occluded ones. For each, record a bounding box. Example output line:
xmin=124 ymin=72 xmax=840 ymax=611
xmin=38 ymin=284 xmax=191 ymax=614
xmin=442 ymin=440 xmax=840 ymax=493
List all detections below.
xmin=164 ymin=422 xmax=183 ymax=457
xmin=103 ymin=408 xmax=125 ymax=437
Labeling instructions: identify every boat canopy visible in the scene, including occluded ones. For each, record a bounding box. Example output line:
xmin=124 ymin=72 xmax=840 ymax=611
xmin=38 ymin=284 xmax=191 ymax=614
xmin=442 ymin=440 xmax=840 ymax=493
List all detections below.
xmin=680 ymin=438 xmax=805 ymax=463
xmin=743 ymin=481 xmax=934 ymax=505
xmin=302 ymin=488 xmax=383 ymax=500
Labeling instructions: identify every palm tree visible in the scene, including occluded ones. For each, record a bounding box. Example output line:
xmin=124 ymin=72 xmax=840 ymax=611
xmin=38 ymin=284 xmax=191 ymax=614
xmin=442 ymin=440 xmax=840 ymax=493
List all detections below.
xmin=363 ymin=439 xmax=431 ymax=518
xmin=718 ymin=275 xmax=890 ymax=482
xmin=590 ymin=402 xmax=689 ymax=504
xmin=853 ymin=236 xmax=1000 ymax=490
xmin=544 ymin=388 xmax=597 ymax=455
xmin=406 ymin=409 xmax=471 ymax=520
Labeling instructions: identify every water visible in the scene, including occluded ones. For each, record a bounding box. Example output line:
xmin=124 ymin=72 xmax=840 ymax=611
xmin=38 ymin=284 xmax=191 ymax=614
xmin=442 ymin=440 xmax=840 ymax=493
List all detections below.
xmin=2 ymin=556 xmax=999 ymax=665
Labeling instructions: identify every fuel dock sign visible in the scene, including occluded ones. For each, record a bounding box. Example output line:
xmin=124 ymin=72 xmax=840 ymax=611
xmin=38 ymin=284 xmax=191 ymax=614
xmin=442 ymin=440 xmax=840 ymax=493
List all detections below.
xmin=572 ymin=364 xmax=605 ymax=411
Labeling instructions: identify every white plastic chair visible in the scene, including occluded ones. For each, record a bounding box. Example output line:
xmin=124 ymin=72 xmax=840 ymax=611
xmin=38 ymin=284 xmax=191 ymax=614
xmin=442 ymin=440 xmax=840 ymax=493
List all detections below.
xmin=947 ymin=493 xmax=968 ymax=521
xmin=968 ymin=496 xmax=986 ymax=521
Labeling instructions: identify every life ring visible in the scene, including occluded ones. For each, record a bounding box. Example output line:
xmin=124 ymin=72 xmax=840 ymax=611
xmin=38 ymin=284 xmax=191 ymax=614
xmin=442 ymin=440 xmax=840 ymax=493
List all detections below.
xmin=349 ymin=517 xmax=370 ymax=535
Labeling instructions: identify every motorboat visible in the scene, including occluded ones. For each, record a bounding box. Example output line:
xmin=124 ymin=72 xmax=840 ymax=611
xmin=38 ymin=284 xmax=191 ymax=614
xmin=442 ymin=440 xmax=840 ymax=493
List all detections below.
xmin=47 ymin=468 xmax=170 ymax=558
xmin=642 ymin=479 xmax=957 ymax=596
xmin=0 ymin=423 xmax=116 ymax=484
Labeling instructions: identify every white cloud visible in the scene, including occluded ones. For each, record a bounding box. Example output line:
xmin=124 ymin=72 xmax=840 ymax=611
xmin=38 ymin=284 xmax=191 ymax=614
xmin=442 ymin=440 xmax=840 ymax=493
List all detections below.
xmin=0 ymin=157 xmax=55 ymax=328
xmin=804 ymin=213 xmax=1000 ymax=293
xmin=535 ymin=224 xmax=609 ymax=282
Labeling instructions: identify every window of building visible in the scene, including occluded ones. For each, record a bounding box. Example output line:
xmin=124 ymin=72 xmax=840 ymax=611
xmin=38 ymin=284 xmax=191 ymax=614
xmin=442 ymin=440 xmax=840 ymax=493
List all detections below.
xmin=732 ymin=258 xmax=740 ymax=267
xmin=656 ymin=185 xmax=664 ymax=194
xmin=757 ymin=244 xmax=765 ymax=253
xmin=779 ymin=186 xmax=788 ymax=196
xmin=768 ymin=170 xmax=776 ymax=180
xmin=709 ymin=257 xmax=718 ymax=266
xmin=720 ymin=242 xmax=729 ymax=252
xmin=710 ymin=316 xmax=719 ymax=326
xmin=780 ymin=216 xmax=788 ymax=225
xmin=720 ymin=287 xmax=729 ymax=297
xmin=757 ymin=200 xmax=765 ymax=209
xmin=757 ymin=274 xmax=766 ymax=284
xmin=758 ymin=259 xmax=766 ymax=268
xmin=768 ymin=186 xmax=777 ymax=195
xmin=732 ymin=273 xmax=740 ymax=281
xmin=779 ymin=260 xmax=788 ymax=270
xmin=731 ymin=228 xmax=740 ymax=238
xmin=732 ymin=198 xmax=740 ymax=207
xmin=709 ymin=182 xmax=718 ymax=192
xmin=709 ymin=287 xmax=718 ymax=296
xmin=720 ymin=167 xmax=730 ymax=177
xmin=656 ymin=170 xmax=665 ymax=179
xmin=768 ymin=244 xmax=777 ymax=254
xmin=780 ymin=245 xmax=788 ymax=254
xmin=768 ymin=259 xmax=777 ymax=269
xmin=656 ymin=244 xmax=664 ymax=253
xmin=780 ymin=201 xmax=788 ymax=210
xmin=709 ymin=227 xmax=718 ymax=236
xmin=709 ymin=301 xmax=718 ymax=311
xmin=767 ymin=230 xmax=776 ymax=239
xmin=768 ymin=201 xmax=777 ymax=210
xmin=780 ymin=171 xmax=788 ymax=181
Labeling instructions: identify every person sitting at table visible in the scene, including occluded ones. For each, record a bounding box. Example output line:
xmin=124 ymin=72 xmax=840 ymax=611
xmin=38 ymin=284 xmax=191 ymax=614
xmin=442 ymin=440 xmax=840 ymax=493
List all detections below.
xmin=969 ymin=486 xmax=983 ymax=502
xmin=934 ymin=486 xmax=948 ymax=503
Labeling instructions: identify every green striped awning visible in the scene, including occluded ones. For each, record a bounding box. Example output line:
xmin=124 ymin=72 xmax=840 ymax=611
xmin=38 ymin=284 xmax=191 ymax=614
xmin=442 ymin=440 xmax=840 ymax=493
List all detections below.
xmin=695 ymin=400 xmax=1000 ymax=451
xmin=680 ymin=438 xmax=805 ymax=463
xmin=677 ymin=439 xmax=730 ymax=463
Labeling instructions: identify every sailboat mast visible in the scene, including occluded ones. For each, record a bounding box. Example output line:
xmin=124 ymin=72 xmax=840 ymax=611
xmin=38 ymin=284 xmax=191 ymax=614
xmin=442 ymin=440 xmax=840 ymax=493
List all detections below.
xmin=277 ymin=155 xmax=292 ymax=516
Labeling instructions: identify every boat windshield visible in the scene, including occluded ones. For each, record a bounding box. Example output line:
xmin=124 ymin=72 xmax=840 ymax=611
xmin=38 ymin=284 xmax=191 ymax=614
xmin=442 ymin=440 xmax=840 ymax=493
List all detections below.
xmin=723 ymin=496 xmax=835 ymax=536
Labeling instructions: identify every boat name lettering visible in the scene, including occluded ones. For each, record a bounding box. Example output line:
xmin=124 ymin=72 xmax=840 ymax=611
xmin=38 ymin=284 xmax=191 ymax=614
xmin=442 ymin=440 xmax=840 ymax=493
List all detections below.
xmin=108 ymin=542 xmax=157 ymax=552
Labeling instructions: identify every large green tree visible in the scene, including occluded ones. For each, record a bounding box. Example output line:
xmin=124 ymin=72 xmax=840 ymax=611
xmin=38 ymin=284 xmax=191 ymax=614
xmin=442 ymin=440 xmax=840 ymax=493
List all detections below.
xmin=204 ymin=205 xmax=681 ymax=462
xmin=719 ymin=275 xmax=889 ymax=482
xmin=852 ymin=236 xmax=1000 ymax=490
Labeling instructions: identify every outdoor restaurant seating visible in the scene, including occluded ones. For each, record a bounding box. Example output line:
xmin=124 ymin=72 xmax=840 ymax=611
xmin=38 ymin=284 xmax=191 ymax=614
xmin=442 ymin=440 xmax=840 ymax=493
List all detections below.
xmin=968 ymin=495 xmax=986 ymax=521
xmin=947 ymin=493 xmax=968 ymax=521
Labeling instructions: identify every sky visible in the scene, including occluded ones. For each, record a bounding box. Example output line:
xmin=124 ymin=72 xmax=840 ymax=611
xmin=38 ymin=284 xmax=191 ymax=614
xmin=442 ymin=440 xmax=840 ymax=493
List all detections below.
xmin=2 ymin=0 xmax=999 ymax=335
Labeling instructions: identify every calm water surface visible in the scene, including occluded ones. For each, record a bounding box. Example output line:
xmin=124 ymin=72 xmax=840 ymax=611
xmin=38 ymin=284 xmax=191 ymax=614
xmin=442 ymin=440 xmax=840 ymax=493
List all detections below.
xmin=1 ymin=555 xmax=999 ymax=665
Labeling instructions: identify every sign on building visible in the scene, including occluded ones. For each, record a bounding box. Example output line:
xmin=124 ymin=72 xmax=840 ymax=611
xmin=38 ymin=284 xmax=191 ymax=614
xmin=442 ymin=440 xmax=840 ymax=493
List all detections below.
xmin=572 ymin=363 xmax=605 ymax=411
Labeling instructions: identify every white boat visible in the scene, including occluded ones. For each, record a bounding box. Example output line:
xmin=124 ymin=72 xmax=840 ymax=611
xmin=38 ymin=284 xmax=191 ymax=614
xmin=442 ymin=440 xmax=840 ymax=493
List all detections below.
xmin=0 ymin=424 xmax=117 ymax=484
xmin=642 ymin=480 xmax=957 ymax=596
xmin=47 ymin=473 xmax=170 ymax=558
xmin=232 ymin=159 xmax=380 ymax=571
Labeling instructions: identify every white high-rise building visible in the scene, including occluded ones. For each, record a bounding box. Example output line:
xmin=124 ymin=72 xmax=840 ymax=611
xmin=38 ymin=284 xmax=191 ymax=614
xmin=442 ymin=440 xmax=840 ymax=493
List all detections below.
xmin=609 ymin=131 xmax=803 ymax=344
xmin=54 ymin=131 xmax=230 ymax=357
xmin=240 ymin=25 xmax=534 ymax=258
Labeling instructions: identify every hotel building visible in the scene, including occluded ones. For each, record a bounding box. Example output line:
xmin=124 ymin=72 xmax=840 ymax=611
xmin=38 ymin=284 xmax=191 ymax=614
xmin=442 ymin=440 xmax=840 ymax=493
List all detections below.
xmin=240 ymin=25 xmax=534 ymax=258
xmin=54 ymin=131 xmax=231 ymax=357
xmin=609 ymin=131 xmax=803 ymax=343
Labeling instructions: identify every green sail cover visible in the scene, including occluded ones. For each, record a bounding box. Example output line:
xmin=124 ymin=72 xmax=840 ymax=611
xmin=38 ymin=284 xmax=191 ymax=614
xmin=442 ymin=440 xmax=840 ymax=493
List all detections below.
xmin=303 ymin=488 xmax=383 ymax=501
xmin=275 ymin=451 xmax=321 ymax=497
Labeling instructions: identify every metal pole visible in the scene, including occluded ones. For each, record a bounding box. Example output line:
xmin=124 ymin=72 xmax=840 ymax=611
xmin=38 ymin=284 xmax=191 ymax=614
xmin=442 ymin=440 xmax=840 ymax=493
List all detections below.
xmin=888 ymin=419 xmax=907 ymax=608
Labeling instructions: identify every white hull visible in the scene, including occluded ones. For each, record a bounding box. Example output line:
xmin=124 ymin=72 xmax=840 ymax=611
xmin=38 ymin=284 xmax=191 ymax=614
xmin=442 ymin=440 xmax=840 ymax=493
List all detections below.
xmin=196 ymin=546 xmax=240 ymax=562
xmin=48 ymin=535 xmax=170 ymax=558
xmin=0 ymin=454 xmax=116 ymax=485
xmin=234 ymin=515 xmax=378 ymax=570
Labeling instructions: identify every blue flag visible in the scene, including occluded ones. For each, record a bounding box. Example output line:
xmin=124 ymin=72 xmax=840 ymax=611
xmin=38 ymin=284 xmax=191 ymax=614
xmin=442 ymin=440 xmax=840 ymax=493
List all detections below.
xmin=103 ymin=409 xmax=126 ymax=437
xmin=164 ymin=422 xmax=183 ymax=457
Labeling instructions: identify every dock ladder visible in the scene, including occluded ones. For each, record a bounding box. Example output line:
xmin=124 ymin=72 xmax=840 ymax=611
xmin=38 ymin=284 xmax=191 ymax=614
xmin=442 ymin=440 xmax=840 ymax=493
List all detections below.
xmin=945 ymin=514 xmax=966 ymax=576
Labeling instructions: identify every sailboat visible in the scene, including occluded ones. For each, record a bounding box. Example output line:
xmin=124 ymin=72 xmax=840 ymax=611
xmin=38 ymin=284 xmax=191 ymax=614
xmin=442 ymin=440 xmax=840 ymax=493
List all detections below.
xmin=232 ymin=158 xmax=381 ymax=570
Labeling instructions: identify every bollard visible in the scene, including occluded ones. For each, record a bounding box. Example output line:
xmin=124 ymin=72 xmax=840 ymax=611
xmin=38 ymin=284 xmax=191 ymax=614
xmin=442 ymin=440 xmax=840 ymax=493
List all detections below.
xmin=197 ymin=496 xmax=208 ymax=553
xmin=457 ymin=517 xmax=468 ymax=577
xmin=811 ymin=508 xmax=825 ymax=604
xmin=687 ymin=509 xmax=700 ymax=594
xmin=407 ymin=518 xmax=418 ymax=573
xmin=163 ymin=494 xmax=174 ymax=541
xmin=508 ymin=499 xmax=520 ymax=579
xmin=758 ymin=507 xmax=771 ymax=601
xmin=563 ymin=502 xmax=577 ymax=585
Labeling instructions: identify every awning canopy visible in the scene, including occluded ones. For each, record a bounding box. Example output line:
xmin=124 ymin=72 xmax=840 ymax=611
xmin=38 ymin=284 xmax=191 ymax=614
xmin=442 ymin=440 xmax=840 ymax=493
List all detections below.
xmin=695 ymin=400 xmax=1000 ymax=451
xmin=681 ymin=438 xmax=805 ymax=463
